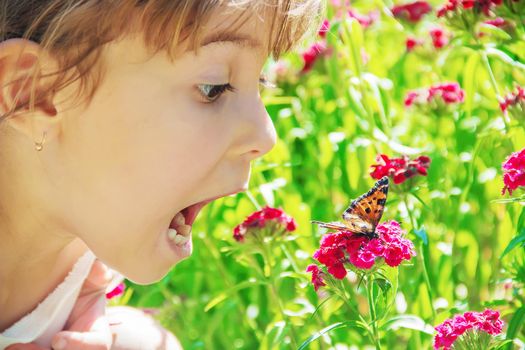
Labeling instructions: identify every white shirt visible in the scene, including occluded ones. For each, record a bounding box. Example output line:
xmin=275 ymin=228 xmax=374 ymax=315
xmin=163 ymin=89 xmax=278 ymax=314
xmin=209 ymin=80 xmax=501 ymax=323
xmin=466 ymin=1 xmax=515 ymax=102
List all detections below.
xmin=0 ymin=250 xmax=122 ymax=349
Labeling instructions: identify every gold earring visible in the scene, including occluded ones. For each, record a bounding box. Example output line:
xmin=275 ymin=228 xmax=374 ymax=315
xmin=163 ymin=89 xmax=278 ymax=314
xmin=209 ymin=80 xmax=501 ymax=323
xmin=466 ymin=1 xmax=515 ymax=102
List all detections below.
xmin=34 ymin=132 xmax=47 ymax=151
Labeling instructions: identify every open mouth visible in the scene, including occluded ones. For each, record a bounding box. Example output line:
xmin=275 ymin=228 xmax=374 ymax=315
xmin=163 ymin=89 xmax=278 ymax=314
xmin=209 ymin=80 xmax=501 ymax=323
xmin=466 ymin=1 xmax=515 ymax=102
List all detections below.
xmin=173 ymin=200 xmax=212 ymax=228
xmin=166 ymin=189 xmax=244 ymax=249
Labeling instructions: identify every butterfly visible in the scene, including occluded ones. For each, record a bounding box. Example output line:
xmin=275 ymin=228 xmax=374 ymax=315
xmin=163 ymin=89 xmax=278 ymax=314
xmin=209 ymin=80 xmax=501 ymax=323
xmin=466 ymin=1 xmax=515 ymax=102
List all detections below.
xmin=311 ymin=176 xmax=389 ymax=239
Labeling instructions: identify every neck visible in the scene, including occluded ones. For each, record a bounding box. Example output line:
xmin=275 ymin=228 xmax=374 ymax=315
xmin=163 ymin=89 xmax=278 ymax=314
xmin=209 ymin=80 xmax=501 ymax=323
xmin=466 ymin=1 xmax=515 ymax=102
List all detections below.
xmin=0 ymin=136 xmax=86 ymax=330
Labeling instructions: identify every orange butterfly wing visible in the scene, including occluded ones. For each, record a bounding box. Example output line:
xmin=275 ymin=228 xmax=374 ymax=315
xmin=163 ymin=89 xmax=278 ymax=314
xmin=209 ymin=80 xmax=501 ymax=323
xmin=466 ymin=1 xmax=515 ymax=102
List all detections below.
xmin=312 ymin=176 xmax=389 ymax=238
xmin=342 ymin=176 xmax=389 ymax=238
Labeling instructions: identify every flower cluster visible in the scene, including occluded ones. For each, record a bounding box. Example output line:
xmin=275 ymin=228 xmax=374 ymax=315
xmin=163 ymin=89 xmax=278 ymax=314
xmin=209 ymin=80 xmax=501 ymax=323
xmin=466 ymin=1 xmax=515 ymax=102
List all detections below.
xmin=437 ymin=0 xmax=503 ymax=18
xmin=106 ymin=282 xmax=125 ymax=300
xmin=405 ymin=82 xmax=465 ymax=107
xmin=501 ymin=147 xmax=525 ymax=196
xmin=499 ymin=85 xmax=525 ymax=115
xmin=311 ymin=221 xmax=416 ymax=282
xmin=370 ymin=154 xmax=431 ymax=184
xmin=233 ymin=206 xmax=297 ymax=242
xmin=392 ymin=1 xmax=432 ymax=23
xmin=434 ymin=309 xmax=504 ymax=349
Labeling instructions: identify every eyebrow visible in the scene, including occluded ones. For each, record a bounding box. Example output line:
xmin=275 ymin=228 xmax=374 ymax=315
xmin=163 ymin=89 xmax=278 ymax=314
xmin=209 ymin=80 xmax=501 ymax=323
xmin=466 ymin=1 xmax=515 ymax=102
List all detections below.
xmin=200 ymin=31 xmax=263 ymax=50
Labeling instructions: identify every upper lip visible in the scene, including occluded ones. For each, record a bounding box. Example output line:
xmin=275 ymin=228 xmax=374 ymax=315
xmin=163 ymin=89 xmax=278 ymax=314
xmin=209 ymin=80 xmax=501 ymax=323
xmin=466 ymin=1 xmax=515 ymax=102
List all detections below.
xmin=171 ymin=187 xmax=246 ymax=227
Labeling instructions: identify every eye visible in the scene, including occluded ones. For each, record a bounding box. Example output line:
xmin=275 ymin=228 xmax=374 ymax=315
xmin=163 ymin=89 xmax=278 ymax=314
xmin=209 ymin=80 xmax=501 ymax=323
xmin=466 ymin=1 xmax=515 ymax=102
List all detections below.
xmin=259 ymin=74 xmax=276 ymax=89
xmin=196 ymin=83 xmax=236 ymax=103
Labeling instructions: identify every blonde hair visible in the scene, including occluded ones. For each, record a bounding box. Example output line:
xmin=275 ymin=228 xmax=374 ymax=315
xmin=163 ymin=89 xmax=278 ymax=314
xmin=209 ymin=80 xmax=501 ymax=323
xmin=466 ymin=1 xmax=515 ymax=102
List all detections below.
xmin=0 ymin=0 xmax=324 ymax=123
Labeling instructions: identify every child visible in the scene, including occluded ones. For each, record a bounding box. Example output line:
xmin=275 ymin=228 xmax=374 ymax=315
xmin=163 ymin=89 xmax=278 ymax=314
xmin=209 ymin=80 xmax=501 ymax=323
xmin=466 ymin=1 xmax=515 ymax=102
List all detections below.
xmin=0 ymin=0 xmax=323 ymax=349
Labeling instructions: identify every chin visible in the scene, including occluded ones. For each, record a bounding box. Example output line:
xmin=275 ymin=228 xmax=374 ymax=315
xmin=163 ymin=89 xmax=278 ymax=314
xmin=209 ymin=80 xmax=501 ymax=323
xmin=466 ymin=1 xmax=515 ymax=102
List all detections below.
xmin=120 ymin=261 xmax=181 ymax=285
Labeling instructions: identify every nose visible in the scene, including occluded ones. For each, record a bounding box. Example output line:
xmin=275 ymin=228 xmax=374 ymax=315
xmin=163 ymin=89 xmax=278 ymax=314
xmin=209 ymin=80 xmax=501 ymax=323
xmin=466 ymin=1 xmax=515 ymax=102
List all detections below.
xmin=233 ymin=96 xmax=277 ymax=161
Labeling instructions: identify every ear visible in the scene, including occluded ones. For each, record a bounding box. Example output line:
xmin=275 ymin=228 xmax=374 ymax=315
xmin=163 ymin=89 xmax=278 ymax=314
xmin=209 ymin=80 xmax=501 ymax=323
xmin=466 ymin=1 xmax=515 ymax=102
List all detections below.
xmin=0 ymin=39 xmax=60 ymax=144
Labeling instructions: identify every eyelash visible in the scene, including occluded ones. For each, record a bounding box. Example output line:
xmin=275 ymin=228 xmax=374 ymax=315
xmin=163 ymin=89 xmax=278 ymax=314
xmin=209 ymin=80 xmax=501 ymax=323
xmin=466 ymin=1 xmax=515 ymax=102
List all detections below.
xmin=197 ymin=76 xmax=276 ymax=103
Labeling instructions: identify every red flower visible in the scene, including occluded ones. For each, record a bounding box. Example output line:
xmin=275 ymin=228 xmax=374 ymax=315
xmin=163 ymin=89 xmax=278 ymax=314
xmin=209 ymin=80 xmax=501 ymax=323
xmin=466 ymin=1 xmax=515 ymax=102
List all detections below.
xmin=370 ymin=154 xmax=431 ymax=185
xmin=300 ymin=41 xmax=328 ymax=73
xmin=392 ymin=1 xmax=432 ymax=23
xmin=501 ymin=147 xmax=525 ymax=195
xmin=105 ymin=282 xmax=125 ymax=299
xmin=306 ymin=264 xmax=326 ymax=291
xmin=312 ymin=221 xmax=415 ymax=279
xmin=434 ymin=309 xmax=504 ymax=349
xmin=437 ymin=0 xmax=503 ymax=17
xmin=429 ymin=27 xmax=449 ymax=49
xmin=499 ymin=85 xmax=525 ymax=114
xmin=405 ymin=37 xmax=422 ymax=51
xmin=233 ymin=206 xmax=297 ymax=242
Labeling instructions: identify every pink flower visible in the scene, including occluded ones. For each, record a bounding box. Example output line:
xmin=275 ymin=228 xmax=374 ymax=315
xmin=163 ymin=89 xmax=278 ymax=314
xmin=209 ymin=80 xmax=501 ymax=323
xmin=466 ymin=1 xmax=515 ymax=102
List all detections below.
xmin=434 ymin=309 xmax=504 ymax=349
xmin=405 ymin=82 xmax=465 ymax=107
xmin=428 ymin=82 xmax=464 ymax=103
xmin=312 ymin=221 xmax=415 ymax=279
xmin=501 ymin=147 xmax=525 ymax=195
xmin=392 ymin=1 xmax=432 ymax=23
xmin=300 ymin=41 xmax=328 ymax=73
xmin=306 ymin=264 xmax=326 ymax=291
xmin=347 ymin=9 xmax=379 ymax=28
xmin=429 ymin=27 xmax=449 ymax=49
xmin=499 ymin=86 xmax=525 ymax=114
xmin=370 ymin=154 xmax=431 ymax=185
xmin=106 ymin=282 xmax=125 ymax=299
xmin=319 ymin=19 xmax=330 ymax=38
xmin=484 ymin=17 xmax=506 ymax=27
xmin=233 ymin=206 xmax=297 ymax=242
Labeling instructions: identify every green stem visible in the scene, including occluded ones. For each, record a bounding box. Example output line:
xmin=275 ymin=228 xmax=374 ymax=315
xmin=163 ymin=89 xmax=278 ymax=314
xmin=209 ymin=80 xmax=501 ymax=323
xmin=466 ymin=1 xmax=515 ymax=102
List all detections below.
xmin=260 ymin=243 xmax=299 ymax=349
xmin=202 ymin=236 xmax=263 ymax=340
xmin=245 ymin=189 xmax=262 ymax=210
xmin=479 ymin=50 xmax=511 ymax=132
xmin=366 ymin=277 xmax=382 ymax=350
xmin=403 ymin=195 xmax=436 ymax=321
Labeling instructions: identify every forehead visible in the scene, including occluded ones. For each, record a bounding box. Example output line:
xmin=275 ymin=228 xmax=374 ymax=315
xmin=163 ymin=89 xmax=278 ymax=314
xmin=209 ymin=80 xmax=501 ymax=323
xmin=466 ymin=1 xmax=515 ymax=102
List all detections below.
xmin=179 ymin=5 xmax=274 ymax=58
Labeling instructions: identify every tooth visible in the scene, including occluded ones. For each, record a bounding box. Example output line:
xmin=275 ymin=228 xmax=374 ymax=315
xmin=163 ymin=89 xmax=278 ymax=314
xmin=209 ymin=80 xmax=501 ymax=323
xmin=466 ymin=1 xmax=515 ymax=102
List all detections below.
xmin=174 ymin=212 xmax=185 ymax=226
xmin=177 ymin=224 xmax=192 ymax=237
xmin=168 ymin=228 xmax=178 ymax=240
xmin=173 ymin=234 xmax=190 ymax=245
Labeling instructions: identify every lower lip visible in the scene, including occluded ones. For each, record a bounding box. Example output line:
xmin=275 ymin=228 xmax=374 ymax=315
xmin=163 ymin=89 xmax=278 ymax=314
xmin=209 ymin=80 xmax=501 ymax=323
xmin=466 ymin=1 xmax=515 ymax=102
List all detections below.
xmin=164 ymin=227 xmax=192 ymax=259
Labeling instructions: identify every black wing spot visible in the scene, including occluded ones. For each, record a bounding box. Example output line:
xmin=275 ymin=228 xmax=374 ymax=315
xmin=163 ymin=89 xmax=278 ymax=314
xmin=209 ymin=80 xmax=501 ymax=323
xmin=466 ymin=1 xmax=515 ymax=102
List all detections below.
xmin=374 ymin=209 xmax=379 ymax=213
xmin=377 ymin=198 xmax=386 ymax=206
xmin=365 ymin=207 xmax=371 ymax=214
xmin=368 ymin=201 xmax=372 ymax=204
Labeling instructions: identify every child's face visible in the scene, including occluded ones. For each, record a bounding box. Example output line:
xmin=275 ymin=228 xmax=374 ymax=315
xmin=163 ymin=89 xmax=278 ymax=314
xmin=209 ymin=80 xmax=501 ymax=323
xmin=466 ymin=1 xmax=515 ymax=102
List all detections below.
xmin=55 ymin=8 xmax=277 ymax=283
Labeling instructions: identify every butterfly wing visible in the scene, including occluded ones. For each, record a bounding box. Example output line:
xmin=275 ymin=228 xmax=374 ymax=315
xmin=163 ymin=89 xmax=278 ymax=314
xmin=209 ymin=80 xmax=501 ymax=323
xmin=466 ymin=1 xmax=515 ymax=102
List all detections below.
xmin=341 ymin=176 xmax=389 ymax=237
xmin=311 ymin=220 xmax=348 ymax=232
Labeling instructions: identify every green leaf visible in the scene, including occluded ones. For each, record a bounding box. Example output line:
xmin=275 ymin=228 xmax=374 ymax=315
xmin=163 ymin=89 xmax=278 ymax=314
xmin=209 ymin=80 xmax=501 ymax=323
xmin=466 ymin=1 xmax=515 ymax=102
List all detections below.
xmin=463 ymin=52 xmax=479 ymax=117
xmin=500 ymin=228 xmax=525 ymax=259
xmin=298 ymin=321 xmax=361 ymax=350
xmin=486 ymin=48 xmax=525 ymax=70
xmin=204 ymin=280 xmax=265 ymax=312
xmin=477 ymin=23 xmax=512 ymax=41
xmin=381 ymin=315 xmax=435 ymax=335
xmin=505 ymin=306 xmax=525 ymax=348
